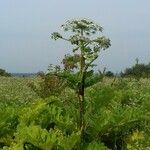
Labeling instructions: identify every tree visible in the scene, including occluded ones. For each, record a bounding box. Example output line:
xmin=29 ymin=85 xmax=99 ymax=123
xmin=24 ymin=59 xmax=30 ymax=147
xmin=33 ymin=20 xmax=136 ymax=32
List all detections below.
xmin=51 ymin=18 xmax=111 ymax=140
xmin=0 ymin=68 xmax=11 ymax=77
xmin=105 ymin=71 xmax=114 ymax=77
xmin=121 ymin=60 xmax=150 ymax=78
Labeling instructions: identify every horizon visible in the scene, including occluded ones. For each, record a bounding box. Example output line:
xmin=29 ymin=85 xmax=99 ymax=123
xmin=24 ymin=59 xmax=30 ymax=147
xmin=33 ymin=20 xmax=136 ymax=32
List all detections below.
xmin=0 ymin=0 xmax=150 ymax=73
xmin=6 ymin=60 xmax=150 ymax=74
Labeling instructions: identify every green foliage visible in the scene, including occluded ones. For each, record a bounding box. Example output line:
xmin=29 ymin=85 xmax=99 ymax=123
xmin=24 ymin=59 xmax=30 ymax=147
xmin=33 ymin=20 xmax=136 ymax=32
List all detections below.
xmin=0 ymin=77 xmax=150 ymax=149
xmin=0 ymin=77 xmax=38 ymax=105
xmin=86 ymin=141 xmax=110 ymax=150
xmin=0 ymin=105 xmax=18 ymax=148
xmin=28 ymin=70 xmax=66 ymax=98
xmin=62 ymin=54 xmax=80 ymax=72
xmin=125 ymin=130 xmax=150 ymax=150
xmin=0 ymin=106 xmax=18 ymax=137
xmin=13 ymin=125 xmax=80 ymax=150
xmin=105 ymin=71 xmax=114 ymax=77
xmin=84 ymin=79 xmax=150 ymax=149
xmin=51 ymin=18 xmax=111 ymax=138
xmin=1 ymin=97 xmax=80 ymax=150
xmin=0 ymin=18 xmax=149 ymax=150
xmin=0 ymin=69 xmax=11 ymax=77
xmin=121 ymin=62 xmax=150 ymax=78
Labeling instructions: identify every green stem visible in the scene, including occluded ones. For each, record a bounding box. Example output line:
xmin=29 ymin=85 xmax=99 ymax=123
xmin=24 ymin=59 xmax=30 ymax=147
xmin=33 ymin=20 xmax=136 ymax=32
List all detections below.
xmin=78 ymin=29 xmax=86 ymax=141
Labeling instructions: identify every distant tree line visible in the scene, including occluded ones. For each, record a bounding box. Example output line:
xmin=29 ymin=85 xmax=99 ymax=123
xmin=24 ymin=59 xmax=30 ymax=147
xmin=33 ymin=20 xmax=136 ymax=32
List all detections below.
xmin=0 ymin=60 xmax=149 ymax=78
xmin=120 ymin=62 xmax=150 ymax=78
xmin=0 ymin=68 xmax=11 ymax=77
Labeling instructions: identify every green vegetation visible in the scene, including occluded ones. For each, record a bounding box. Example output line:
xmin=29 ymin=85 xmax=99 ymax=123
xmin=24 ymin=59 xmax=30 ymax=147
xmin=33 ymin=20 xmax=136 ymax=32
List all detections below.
xmin=0 ymin=77 xmax=38 ymax=105
xmin=51 ymin=18 xmax=111 ymax=139
xmin=121 ymin=61 xmax=150 ymax=78
xmin=0 ymin=69 xmax=11 ymax=77
xmin=0 ymin=19 xmax=149 ymax=150
xmin=0 ymin=77 xmax=149 ymax=150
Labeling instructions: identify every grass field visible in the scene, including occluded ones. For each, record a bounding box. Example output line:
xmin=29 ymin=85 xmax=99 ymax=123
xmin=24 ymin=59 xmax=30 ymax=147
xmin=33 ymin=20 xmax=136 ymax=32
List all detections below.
xmin=0 ymin=77 xmax=149 ymax=150
xmin=0 ymin=77 xmax=38 ymax=105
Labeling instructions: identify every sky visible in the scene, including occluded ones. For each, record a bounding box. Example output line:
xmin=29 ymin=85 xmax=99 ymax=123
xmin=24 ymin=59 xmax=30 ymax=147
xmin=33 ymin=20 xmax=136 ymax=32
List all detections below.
xmin=0 ymin=0 xmax=150 ymax=73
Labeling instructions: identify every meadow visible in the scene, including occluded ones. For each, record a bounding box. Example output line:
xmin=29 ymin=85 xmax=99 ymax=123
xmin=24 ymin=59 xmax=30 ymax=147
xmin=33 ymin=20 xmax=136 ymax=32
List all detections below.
xmin=0 ymin=77 xmax=38 ymax=105
xmin=0 ymin=76 xmax=149 ymax=150
xmin=0 ymin=18 xmax=150 ymax=150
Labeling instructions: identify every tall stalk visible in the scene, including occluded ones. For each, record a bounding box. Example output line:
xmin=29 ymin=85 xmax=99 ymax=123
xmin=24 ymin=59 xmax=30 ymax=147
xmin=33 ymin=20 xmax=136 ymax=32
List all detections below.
xmin=51 ymin=18 xmax=111 ymax=142
xmin=78 ymin=29 xmax=86 ymax=138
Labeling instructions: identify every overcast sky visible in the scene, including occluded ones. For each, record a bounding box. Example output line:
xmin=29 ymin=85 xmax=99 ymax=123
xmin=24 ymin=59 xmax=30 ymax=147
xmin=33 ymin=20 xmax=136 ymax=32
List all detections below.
xmin=0 ymin=0 xmax=150 ymax=73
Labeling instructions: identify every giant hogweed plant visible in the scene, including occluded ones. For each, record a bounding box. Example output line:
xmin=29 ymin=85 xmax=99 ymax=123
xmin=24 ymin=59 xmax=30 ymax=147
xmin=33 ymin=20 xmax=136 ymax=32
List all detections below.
xmin=51 ymin=18 xmax=111 ymax=140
